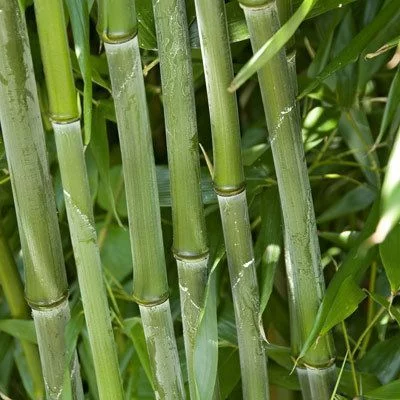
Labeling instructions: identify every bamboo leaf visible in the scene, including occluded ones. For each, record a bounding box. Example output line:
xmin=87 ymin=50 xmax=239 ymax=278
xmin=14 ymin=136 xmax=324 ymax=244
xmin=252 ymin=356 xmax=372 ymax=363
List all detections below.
xmin=380 ymin=222 xmax=400 ymax=293
xmin=137 ymin=0 xmax=157 ymax=50
xmin=366 ymin=35 xmax=400 ymax=59
xmin=123 ymin=318 xmax=154 ymax=391
xmin=193 ymin=258 xmax=221 ymax=400
xmin=256 ymin=188 xmax=282 ymax=317
xmin=320 ymin=276 xmax=366 ymax=335
xmin=89 ymin=108 xmax=121 ymax=226
xmin=229 ymin=0 xmax=318 ymax=92
xmin=64 ymin=0 xmax=92 ymax=144
xmin=364 ymin=380 xmax=400 ymax=399
xmin=62 ymin=305 xmax=85 ymax=400
xmin=373 ymin=125 xmax=400 ymax=244
xmin=317 ymin=185 xmax=376 ymax=223
xmin=300 ymin=0 xmax=400 ymax=98
xmin=338 ymin=108 xmax=380 ymax=188
xmin=377 ymin=66 xmax=400 ymax=145
xmin=298 ymin=201 xmax=380 ymax=360
xmin=217 ymin=347 xmax=241 ymax=399
xmin=0 ymin=320 xmax=37 ymax=344
xmin=367 ymin=291 xmax=400 ymax=326
xmin=358 ymin=335 xmax=400 ymax=385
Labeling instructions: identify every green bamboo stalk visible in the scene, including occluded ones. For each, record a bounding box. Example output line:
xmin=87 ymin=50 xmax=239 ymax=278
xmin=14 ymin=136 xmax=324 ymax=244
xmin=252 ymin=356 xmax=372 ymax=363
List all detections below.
xmin=0 ymin=222 xmax=45 ymax=399
xmin=97 ymin=2 xmax=184 ymax=397
xmin=32 ymin=1 xmax=124 ymax=398
xmin=150 ymin=0 xmax=221 ymax=398
xmin=0 ymin=2 xmax=83 ymax=398
xmin=238 ymin=1 xmax=336 ymax=397
xmin=193 ymin=0 xmax=269 ymax=398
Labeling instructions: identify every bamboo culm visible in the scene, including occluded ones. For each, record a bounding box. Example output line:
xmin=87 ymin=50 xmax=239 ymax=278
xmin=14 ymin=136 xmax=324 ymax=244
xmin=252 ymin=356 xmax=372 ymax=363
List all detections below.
xmin=239 ymin=0 xmax=336 ymax=397
xmin=33 ymin=0 xmax=124 ymax=398
xmin=150 ymin=0 xmax=219 ymax=398
xmin=0 ymin=1 xmax=83 ymax=398
xmin=194 ymin=0 xmax=270 ymax=397
xmin=100 ymin=2 xmax=185 ymax=394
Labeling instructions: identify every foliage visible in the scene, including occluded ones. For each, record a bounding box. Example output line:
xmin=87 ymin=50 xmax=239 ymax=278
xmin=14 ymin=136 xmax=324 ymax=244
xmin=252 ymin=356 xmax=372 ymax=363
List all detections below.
xmin=0 ymin=0 xmax=400 ymax=399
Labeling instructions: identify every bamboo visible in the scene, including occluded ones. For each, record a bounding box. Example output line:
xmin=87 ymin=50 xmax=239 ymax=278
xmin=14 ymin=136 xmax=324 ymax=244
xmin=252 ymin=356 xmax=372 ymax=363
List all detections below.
xmin=0 ymin=222 xmax=45 ymax=399
xmin=238 ymin=0 xmax=336 ymax=397
xmin=0 ymin=2 xmax=82 ymax=398
xmin=98 ymin=1 xmax=185 ymax=397
xmin=33 ymin=0 xmax=124 ymax=398
xmin=193 ymin=0 xmax=269 ymax=398
xmin=149 ymin=0 xmax=222 ymax=398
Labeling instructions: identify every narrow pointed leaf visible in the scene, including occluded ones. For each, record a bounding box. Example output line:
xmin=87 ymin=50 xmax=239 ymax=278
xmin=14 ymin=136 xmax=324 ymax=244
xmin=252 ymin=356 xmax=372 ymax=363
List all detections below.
xmin=298 ymin=201 xmax=380 ymax=359
xmin=364 ymin=380 xmax=400 ymax=400
xmin=0 ymin=320 xmax=37 ymax=344
xmin=64 ymin=0 xmax=92 ymax=144
xmin=374 ymin=125 xmax=400 ymax=243
xmin=380 ymin=222 xmax=400 ymax=293
xmin=317 ymin=185 xmax=376 ymax=223
xmin=300 ymin=0 xmax=400 ymax=98
xmin=339 ymin=108 xmax=380 ymax=188
xmin=229 ymin=0 xmax=317 ymax=92
xmin=89 ymin=109 xmax=121 ymax=226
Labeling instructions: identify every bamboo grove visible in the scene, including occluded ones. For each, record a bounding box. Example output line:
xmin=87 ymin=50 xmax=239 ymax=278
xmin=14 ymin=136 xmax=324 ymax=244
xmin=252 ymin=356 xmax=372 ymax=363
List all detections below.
xmin=0 ymin=0 xmax=400 ymax=399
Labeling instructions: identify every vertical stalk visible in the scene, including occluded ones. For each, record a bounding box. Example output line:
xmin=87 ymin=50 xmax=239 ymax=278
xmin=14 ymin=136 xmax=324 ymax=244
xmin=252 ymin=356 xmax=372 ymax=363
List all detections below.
xmin=193 ymin=1 xmax=269 ymax=398
xmin=98 ymin=1 xmax=185 ymax=397
xmin=33 ymin=0 xmax=124 ymax=398
xmin=239 ymin=0 xmax=336 ymax=398
xmin=150 ymin=0 xmax=219 ymax=398
xmin=0 ymin=222 xmax=45 ymax=399
xmin=0 ymin=2 xmax=82 ymax=398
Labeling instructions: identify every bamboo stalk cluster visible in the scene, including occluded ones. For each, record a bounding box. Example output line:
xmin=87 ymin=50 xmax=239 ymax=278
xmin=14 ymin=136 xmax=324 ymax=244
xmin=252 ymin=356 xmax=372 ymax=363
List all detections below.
xmin=0 ymin=0 xmax=338 ymax=398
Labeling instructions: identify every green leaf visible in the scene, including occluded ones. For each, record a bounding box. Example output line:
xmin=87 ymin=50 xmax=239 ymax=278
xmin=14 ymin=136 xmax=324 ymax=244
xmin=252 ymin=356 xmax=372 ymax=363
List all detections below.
xmin=62 ymin=304 xmax=85 ymax=400
xmin=0 ymin=320 xmax=37 ymax=344
xmin=380 ymin=222 xmax=400 ymax=293
xmin=229 ymin=0 xmax=318 ymax=92
xmin=97 ymin=165 xmax=217 ymax=215
xmin=64 ymin=0 xmax=92 ymax=144
xmin=358 ymin=335 xmax=400 ymax=385
xmin=255 ymin=188 xmax=282 ymax=317
xmin=319 ymin=230 xmax=359 ymax=250
xmin=338 ymin=108 xmax=380 ymax=188
xmin=366 ymin=35 xmax=400 ymax=59
xmin=137 ymin=0 xmax=157 ymax=50
xmin=269 ymin=362 xmax=300 ymax=391
xmin=373 ymin=125 xmax=400 ymax=244
xmin=364 ymin=380 xmax=400 ymax=399
xmin=190 ymin=0 xmax=356 ymax=48
xmin=317 ymin=185 xmax=376 ymax=223
xmin=193 ymin=260 xmax=219 ymax=400
xmin=333 ymin=10 xmax=358 ymax=108
xmin=300 ymin=0 xmax=400 ymax=98
xmin=298 ymin=201 xmax=380 ymax=360
xmin=217 ymin=347 xmax=241 ymax=399
xmin=321 ymin=275 xmax=366 ymax=335
xmin=89 ymin=108 xmax=121 ymax=226
xmin=99 ymin=223 xmax=132 ymax=282
xmin=376 ymin=66 xmax=400 ymax=145
xmin=123 ymin=317 xmax=154 ymax=391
